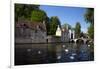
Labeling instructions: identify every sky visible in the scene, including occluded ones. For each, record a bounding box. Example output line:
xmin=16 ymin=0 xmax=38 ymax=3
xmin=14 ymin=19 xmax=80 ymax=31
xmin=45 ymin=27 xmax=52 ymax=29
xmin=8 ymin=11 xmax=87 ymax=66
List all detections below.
xmin=40 ymin=5 xmax=89 ymax=33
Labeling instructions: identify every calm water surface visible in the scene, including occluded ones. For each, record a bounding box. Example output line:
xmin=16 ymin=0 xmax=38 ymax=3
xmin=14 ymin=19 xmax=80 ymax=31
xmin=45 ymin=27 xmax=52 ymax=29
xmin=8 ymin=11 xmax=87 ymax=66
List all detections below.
xmin=15 ymin=43 xmax=94 ymax=65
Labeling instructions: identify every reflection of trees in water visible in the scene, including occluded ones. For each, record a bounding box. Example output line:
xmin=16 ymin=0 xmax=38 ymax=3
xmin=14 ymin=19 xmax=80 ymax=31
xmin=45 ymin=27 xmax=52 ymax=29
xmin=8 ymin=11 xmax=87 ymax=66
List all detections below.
xmin=47 ymin=44 xmax=62 ymax=63
xmin=47 ymin=44 xmax=57 ymax=63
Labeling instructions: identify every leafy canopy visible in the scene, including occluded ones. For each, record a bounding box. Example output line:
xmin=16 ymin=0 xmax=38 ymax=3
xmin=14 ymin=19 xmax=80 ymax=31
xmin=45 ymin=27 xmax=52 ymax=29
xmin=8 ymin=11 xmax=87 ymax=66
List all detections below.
xmin=15 ymin=4 xmax=39 ymax=21
xmin=75 ymin=22 xmax=81 ymax=38
xmin=49 ymin=16 xmax=61 ymax=35
xmin=31 ymin=10 xmax=47 ymax=22
xmin=84 ymin=8 xmax=94 ymax=24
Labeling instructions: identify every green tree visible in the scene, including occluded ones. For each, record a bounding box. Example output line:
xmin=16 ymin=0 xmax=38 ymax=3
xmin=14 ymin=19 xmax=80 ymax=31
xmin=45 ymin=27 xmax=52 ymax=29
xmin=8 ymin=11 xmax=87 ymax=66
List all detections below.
xmin=15 ymin=4 xmax=39 ymax=21
xmin=84 ymin=8 xmax=94 ymax=24
xmin=68 ymin=24 xmax=71 ymax=29
xmin=62 ymin=24 xmax=67 ymax=29
xmin=15 ymin=4 xmax=51 ymax=35
xmin=75 ymin=22 xmax=81 ymax=38
xmin=49 ymin=16 xmax=61 ymax=35
xmin=62 ymin=23 xmax=71 ymax=30
xmin=88 ymin=24 xmax=94 ymax=39
xmin=45 ymin=17 xmax=50 ymax=35
xmin=31 ymin=10 xmax=47 ymax=22
xmin=84 ymin=8 xmax=94 ymax=39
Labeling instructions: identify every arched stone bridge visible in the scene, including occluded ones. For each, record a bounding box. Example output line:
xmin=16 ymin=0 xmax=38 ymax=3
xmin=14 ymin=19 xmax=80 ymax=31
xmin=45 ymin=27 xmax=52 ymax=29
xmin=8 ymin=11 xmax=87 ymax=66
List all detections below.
xmin=70 ymin=38 xmax=90 ymax=44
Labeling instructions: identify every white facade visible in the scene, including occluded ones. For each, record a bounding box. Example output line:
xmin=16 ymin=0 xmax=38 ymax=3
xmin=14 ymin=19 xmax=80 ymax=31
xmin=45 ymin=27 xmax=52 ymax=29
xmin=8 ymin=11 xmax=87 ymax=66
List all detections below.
xmin=69 ymin=29 xmax=75 ymax=39
xmin=56 ymin=25 xmax=62 ymax=36
xmin=55 ymin=25 xmax=75 ymax=42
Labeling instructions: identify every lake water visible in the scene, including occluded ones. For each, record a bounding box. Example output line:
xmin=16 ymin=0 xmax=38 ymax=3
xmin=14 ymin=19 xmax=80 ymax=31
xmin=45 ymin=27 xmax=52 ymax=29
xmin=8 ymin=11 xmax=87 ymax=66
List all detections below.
xmin=15 ymin=43 xmax=94 ymax=65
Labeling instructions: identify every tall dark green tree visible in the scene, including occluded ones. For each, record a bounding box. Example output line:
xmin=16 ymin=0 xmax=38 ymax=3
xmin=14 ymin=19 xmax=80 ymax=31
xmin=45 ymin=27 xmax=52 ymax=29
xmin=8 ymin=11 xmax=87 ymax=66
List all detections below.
xmin=88 ymin=24 xmax=94 ymax=39
xmin=75 ymin=22 xmax=81 ymax=38
xmin=49 ymin=16 xmax=61 ymax=35
xmin=84 ymin=8 xmax=94 ymax=39
xmin=45 ymin=17 xmax=50 ymax=35
xmin=84 ymin=8 xmax=94 ymax=24
xmin=15 ymin=4 xmax=39 ymax=21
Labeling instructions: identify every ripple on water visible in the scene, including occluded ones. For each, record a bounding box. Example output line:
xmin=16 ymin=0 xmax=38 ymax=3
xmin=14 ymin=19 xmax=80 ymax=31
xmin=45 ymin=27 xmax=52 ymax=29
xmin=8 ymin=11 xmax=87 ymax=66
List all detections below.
xmin=57 ymin=56 xmax=61 ymax=59
xmin=65 ymin=49 xmax=69 ymax=52
xmin=70 ymin=56 xmax=75 ymax=60
xmin=27 ymin=49 xmax=31 ymax=52
xmin=38 ymin=50 xmax=42 ymax=54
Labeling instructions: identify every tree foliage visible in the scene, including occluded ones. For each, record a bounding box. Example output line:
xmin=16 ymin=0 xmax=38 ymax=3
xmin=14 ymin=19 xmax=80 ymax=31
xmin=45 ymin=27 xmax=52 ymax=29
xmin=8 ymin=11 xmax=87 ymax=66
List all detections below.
xmin=45 ymin=17 xmax=50 ymax=35
xmin=84 ymin=8 xmax=94 ymax=24
xmin=31 ymin=10 xmax=47 ymax=22
xmin=15 ymin=4 xmax=62 ymax=36
xmin=49 ymin=16 xmax=61 ymax=35
xmin=75 ymin=22 xmax=81 ymax=38
xmin=15 ymin=4 xmax=39 ymax=21
xmin=62 ymin=24 xmax=68 ymax=29
xmin=62 ymin=23 xmax=71 ymax=30
xmin=84 ymin=8 xmax=94 ymax=39
xmin=88 ymin=24 xmax=94 ymax=39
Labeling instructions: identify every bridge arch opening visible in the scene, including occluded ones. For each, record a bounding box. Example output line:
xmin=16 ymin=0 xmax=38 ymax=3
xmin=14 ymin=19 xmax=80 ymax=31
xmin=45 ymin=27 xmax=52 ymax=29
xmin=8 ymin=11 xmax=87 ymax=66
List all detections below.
xmin=76 ymin=39 xmax=84 ymax=44
xmin=86 ymin=40 xmax=89 ymax=44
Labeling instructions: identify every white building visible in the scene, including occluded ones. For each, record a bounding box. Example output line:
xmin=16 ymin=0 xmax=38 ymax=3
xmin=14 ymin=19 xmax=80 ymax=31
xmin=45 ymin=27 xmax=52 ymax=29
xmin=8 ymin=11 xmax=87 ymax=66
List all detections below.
xmin=56 ymin=25 xmax=62 ymax=36
xmin=69 ymin=29 xmax=75 ymax=39
xmin=55 ymin=25 xmax=70 ymax=42
xmin=55 ymin=25 xmax=75 ymax=42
